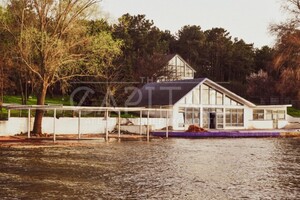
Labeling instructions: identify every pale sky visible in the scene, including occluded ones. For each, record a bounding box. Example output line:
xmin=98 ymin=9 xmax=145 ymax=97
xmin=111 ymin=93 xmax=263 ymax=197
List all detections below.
xmin=101 ymin=0 xmax=287 ymax=48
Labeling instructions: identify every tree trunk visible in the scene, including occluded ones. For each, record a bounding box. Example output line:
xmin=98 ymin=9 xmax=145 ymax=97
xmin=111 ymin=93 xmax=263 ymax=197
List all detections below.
xmin=32 ymin=83 xmax=48 ymax=134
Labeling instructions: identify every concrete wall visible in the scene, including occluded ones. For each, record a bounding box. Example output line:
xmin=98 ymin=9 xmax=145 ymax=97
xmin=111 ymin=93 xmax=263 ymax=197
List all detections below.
xmin=278 ymin=120 xmax=289 ymax=129
xmin=121 ymin=118 xmax=168 ymax=130
xmin=43 ymin=117 xmax=117 ymax=134
xmin=248 ymin=120 xmax=288 ymax=129
xmin=287 ymin=115 xmax=300 ymax=123
xmin=0 ymin=117 xmax=169 ymax=136
xmin=248 ymin=120 xmax=273 ymax=129
xmin=0 ymin=118 xmax=29 ymax=136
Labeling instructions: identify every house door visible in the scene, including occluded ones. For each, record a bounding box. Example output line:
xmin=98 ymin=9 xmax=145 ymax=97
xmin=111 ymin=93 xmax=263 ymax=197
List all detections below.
xmin=209 ymin=112 xmax=216 ymax=129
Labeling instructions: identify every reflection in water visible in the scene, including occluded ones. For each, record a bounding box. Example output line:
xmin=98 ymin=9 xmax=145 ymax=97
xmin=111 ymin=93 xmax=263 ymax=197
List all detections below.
xmin=0 ymin=138 xmax=299 ymax=199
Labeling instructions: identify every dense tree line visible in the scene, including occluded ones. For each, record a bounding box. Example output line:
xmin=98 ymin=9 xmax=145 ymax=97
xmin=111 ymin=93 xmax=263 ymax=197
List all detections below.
xmin=0 ymin=0 xmax=299 ymax=133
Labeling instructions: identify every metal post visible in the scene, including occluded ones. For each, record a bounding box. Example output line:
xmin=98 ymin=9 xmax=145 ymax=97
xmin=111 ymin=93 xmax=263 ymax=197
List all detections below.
xmin=223 ymin=108 xmax=226 ymax=129
xmin=118 ymin=111 xmax=121 ymax=138
xmin=105 ymin=110 xmax=109 ymax=141
xmin=53 ymin=109 xmax=56 ymax=142
xmin=27 ymin=109 xmax=31 ymax=138
xmin=147 ymin=110 xmax=150 ymax=142
xmin=166 ymin=110 xmax=169 ymax=138
xmin=8 ymin=109 xmax=10 ymax=119
xmin=200 ymin=106 xmax=203 ymax=128
xmin=139 ymin=111 xmax=142 ymax=135
xmin=78 ymin=110 xmax=81 ymax=139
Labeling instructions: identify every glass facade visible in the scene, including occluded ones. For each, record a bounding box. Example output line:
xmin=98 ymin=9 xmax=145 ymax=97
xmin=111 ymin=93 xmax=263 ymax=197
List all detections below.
xmin=201 ymin=84 xmax=241 ymax=106
xmin=252 ymin=109 xmax=286 ymax=122
xmin=193 ymin=87 xmax=200 ymax=105
xmin=226 ymin=109 xmax=244 ymax=127
xmin=160 ymin=56 xmax=195 ymax=81
xmin=180 ymin=107 xmax=200 ymax=126
xmin=253 ymin=109 xmax=264 ymax=120
xmin=265 ymin=110 xmax=285 ymax=120
xmin=202 ymin=108 xmax=224 ymax=129
xmin=179 ymin=84 xmax=247 ymax=129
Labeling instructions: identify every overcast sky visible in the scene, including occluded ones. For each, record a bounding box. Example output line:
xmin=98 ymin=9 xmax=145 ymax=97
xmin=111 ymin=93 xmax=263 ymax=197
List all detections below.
xmin=101 ymin=0 xmax=287 ymax=48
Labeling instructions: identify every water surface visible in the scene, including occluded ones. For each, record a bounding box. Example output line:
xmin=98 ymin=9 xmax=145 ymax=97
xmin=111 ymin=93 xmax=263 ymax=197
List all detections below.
xmin=0 ymin=138 xmax=299 ymax=199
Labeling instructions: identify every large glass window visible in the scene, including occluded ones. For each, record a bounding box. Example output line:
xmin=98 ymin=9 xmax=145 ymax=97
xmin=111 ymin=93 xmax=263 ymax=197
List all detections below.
xmin=224 ymin=96 xmax=242 ymax=106
xmin=266 ymin=110 xmax=272 ymax=120
xmin=169 ymin=58 xmax=176 ymax=65
xmin=209 ymin=89 xmax=216 ymax=105
xmin=253 ymin=110 xmax=264 ymax=120
xmin=178 ymin=65 xmax=184 ymax=77
xmin=202 ymin=109 xmax=209 ymax=129
xmin=193 ymin=87 xmax=200 ymax=104
xmin=177 ymin=57 xmax=184 ymax=66
xmin=224 ymin=96 xmax=231 ymax=105
xmin=186 ymin=67 xmax=193 ymax=77
xmin=278 ymin=110 xmax=285 ymax=119
xmin=202 ymin=85 xmax=209 ymax=105
xmin=186 ymin=93 xmax=192 ymax=104
xmin=216 ymin=92 xmax=223 ymax=105
xmin=181 ymin=107 xmax=201 ymax=126
xmin=266 ymin=110 xmax=285 ymax=120
xmin=226 ymin=109 xmax=244 ymax=127
xmin=203 ymin=108 xmax=223 ymax=129
xmin=201 ymin=85 xmax=243 ymax=106
xmin=216 ymin=109 xmax=224 ymax=129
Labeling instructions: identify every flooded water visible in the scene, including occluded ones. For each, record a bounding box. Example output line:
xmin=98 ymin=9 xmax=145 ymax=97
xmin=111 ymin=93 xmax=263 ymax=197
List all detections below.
xmin=0 ymin=138 xmax=300 ymax=199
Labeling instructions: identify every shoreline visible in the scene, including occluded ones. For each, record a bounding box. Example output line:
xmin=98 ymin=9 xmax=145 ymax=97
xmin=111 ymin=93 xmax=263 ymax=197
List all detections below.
xmin=0 ymin=131 xmax=299 ymax=147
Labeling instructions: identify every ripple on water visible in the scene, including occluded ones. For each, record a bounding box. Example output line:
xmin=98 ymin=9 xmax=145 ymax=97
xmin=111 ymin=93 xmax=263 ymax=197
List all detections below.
xmin=0 ymin=138 xmax=299 ymax=199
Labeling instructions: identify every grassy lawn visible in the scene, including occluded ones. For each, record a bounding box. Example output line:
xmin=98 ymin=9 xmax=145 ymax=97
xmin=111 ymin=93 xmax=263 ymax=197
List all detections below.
xmin=287 ymin=107 xmax=300 ymax=118
xmin=1 ymin=95 xmax=140 ymax=119
xmin=1 ymin=95 xmax=72 ymax=119
xmin=3 ymin=95 xmax=71 ymax=106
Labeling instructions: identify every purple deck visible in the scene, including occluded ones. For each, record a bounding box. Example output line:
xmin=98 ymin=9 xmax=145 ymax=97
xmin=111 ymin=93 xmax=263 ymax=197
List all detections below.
xmin=151 ymin=131 xmax=281 ymax=138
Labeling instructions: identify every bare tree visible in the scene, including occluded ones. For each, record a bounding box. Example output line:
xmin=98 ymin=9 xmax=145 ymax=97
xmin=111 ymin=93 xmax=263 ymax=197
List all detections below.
xmin=270 ymin=0 xmax=300 ymax=106
xmin=1 ymin=0 xmax=101 ymax=134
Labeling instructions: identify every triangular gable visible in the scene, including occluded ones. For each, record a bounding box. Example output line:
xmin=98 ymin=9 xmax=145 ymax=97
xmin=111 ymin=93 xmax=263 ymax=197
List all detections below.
xmin=168 ymin=54 xmax=196 ymax=72
xmin=203 ymin=78 xmax=256 ymax=107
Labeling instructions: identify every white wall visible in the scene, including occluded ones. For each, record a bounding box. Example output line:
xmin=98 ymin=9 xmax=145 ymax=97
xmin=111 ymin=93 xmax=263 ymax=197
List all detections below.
xmin=243 ymin=119 xmax=288 ymax=130
xmin=0 ymin=118 xmax=29 ymax=136
xmin=287 ymin=115 xmax=300 ymax=123
xmin=120 ymin=118 xmax=168 ymax=130
xmin=243 ymin=107 xmax=253 ymax=129
xmin=44 ymin=117 xmax=117 ymax=134
xmin=278 ymin=120 xmax=289 ymax=129
xmin=248 ymin=120 xmax=273 ymax=129
xmin=0 ymin=117 xmax=169 ymax=136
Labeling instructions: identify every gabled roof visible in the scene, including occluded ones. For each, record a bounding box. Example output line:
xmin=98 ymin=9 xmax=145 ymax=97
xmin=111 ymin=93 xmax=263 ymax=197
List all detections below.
xmin=128 ymin=78 xmax=205 ymax=107
xmin=128 ymin=78 xmax=257 ymax=107
xmin=163 ymin=54 xmax=196 ymax=72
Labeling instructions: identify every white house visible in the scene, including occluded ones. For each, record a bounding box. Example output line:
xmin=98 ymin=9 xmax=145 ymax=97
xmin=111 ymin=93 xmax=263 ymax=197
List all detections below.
xmin=157 ymin=54 xmax=196 ymax=82
xmin=128 ymin=78 xmax=291 ymax=130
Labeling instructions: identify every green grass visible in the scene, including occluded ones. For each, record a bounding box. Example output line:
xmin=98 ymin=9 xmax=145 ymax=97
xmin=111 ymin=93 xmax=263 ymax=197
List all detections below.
xmin=3 ymin=95 xmax=71 ymax=106
xmin=0 ymin=95 xmax=72 ymax=120
xmin=0 ymin=95 xmax=139 ymax=119
xmin=287 ymin=107 xmax=300 ymax=118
